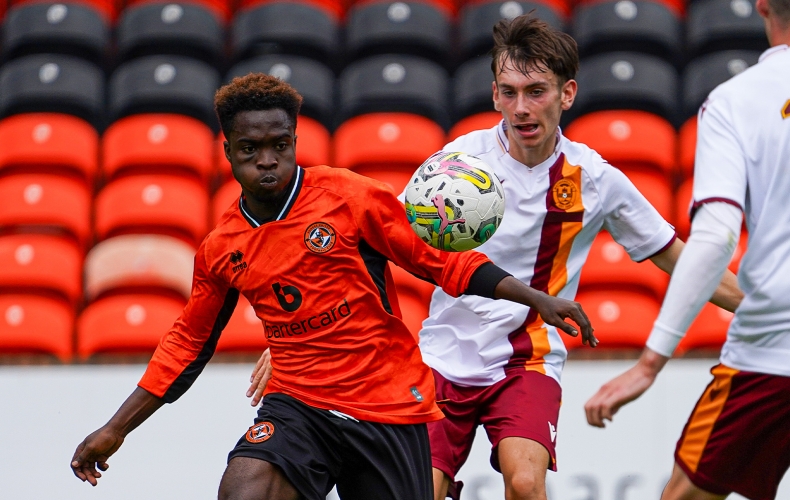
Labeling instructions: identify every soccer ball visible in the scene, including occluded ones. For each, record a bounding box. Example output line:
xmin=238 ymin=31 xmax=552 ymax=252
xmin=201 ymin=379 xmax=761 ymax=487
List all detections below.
xmin=404 ymin=151 xmax=505 ymax=251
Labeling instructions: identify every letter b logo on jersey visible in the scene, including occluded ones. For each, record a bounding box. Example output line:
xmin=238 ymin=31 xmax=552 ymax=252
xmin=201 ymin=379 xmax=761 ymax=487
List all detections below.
xmin=272 ymin=282 xmax=302 ymax=312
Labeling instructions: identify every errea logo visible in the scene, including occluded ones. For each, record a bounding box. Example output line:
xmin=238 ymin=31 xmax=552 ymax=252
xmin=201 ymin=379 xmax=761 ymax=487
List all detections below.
xmin=230 ymin=250 xmax=247 ymax=273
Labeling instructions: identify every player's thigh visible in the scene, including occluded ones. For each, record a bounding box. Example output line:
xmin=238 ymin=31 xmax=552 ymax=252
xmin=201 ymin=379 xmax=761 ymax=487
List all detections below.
xmin=661 ymin=464 xmax=726 ymax=500
xmin=219 ymin=457 xmax=301 ymax=500
xmin=498 ymin=437 xmax=549 ymax=499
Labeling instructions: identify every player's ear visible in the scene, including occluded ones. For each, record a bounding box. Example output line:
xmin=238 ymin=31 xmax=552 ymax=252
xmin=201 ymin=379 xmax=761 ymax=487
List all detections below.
xmin=560 ymin=79 xmax=577 ymax=111
xmin=223 ymin=140 xmax=231 ymax=162
xmin=492 ymin=81 xmax=501 ymax=112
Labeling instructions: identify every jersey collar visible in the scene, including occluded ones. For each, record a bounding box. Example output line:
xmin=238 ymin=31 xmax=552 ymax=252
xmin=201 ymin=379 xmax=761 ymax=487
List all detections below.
xmin=496 ymin=119 xmax=563 ymax=170
xmin=759 ymin=44 xmax=788 ymax=62
xmin=239 ymin=166 xmax=304 ymax=228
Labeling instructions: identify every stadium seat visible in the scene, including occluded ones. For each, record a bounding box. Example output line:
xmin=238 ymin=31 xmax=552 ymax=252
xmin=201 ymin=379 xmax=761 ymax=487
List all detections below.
xmin=0 ymin=113 xmax=99 ymax=181
xmin=686 ymin=0 xmax=768 ymax=57
xmin=572 ymin=0 xmax=682 ymax=64
xmin=102 ymin=114 xmax=215 ymax=182
xmin=1 ymin=2 xmax=110 ymax=65
xmin=76 ymin=293 xmax=186 ymax=358
xmin=569 ymin=52 xmax=680 ymax=126
xmin=678 ymin=116 xmax=697 ymax=178
xmin=84 ymin=234 xmax=195 ymax=302
xmin=345 ymin=1 xmax=452 ymax=65
xmin=682 ymin=50 xmax=761 ymax=120
xmin=676 ymin=302 xmax=733 ymax=353
xmin=459 ymin=0 xmax=565 ymax=61
xmin=237 ymin=0 xmax=344 ymax=19
xmin=9 ymin=0 xmax=118 ymax=21
xmin=125 ymin=0 xmax=232 ymax=22
xmin=0 ymin=54 xmax=105 ymax=129
xmin=338 ymin=55 xmax=451 ymax=130
xmin=212 ymin=180 xmax=240 ymax=225
xmin=0 ymin=173 xmax=91 ymax=246
xmin=568 ymin=290 xmax=660 ymax=349
xmin=333 ymin=113 xmax=446 ymax=193
xmin=624 ymin=170 xmax=673 ymax=223
xmin=674 ymin=177 xmax=693 ymax=239
xmin=564 ymin=110 xmax=677 ymax=178
xmin=108 ymin=56 xmax=221 ymax=132
xmin=454 ymin=56 xmax=496 ymax=122
xmin=226 ymin=55 xmax=335 ymax=130
xmin=231 ymin=2 xmax=341 ymax=67
xmin=116 ymin=3 xmax=224 ymax=66
xmin=578 ymin=231 xmax=669 ymax=300
xmin=0 ymin=294 xmax=74 ymax=361
xmin=94 ymin=174 xmax=210 ymax=246
xmin=448 ymin=111 xmax=502 ymax=141
xmin=0 ymin=234 xmax=82 ymax=305
xmin=215 ymin=294 xmax=268 ymax=352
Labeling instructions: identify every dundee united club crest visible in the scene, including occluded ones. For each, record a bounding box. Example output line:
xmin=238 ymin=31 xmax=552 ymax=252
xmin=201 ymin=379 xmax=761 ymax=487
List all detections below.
xmin=246 ymin=421 xmax=275 ymax=443
xmin=552 ymin=179 xmax=578 ymax=210
xmin=304 ymin=222 xmax=337 ymax=254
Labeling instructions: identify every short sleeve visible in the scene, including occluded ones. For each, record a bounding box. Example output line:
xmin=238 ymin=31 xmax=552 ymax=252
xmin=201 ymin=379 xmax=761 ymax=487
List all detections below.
xmin=599 ymin=166 xmax=677 ymax=262
xmin=690 ymin=97 xmax=747 ymax=216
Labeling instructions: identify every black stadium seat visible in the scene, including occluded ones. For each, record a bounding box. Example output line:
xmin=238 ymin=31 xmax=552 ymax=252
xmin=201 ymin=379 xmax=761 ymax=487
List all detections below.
xmin=459 ymin=0 xmax=565 ymax=61
xmin=227 ymin=55 xmax=335 ymax=130
xmin=1 ymin=2 xmax=110 ymax=65
xmin=345 ymin=1 xmax=452 ymax=66
xmin=687 ymin=0 xmax=769 ymax=57
xmin=338 ymin=54 xmax=450 ymax=130
xmin=569 ymin=52 xmax=679 ymax=125
xmin=682 ymin=50 xmax=760 ymax=119
xmin=231 ymin=2 xmax=340 ymax=67
xmin=572 ymin=0 xmax=682 ymax=65
xmin=116 ymin=3 xmax=225 ymax=66
xmin=109 ymin=55 xmax=221 ymax=132
xmin=454 ymin=56 xmax=495 ymax=121
xmin=0 ymin=54 xmax=105 ymax=129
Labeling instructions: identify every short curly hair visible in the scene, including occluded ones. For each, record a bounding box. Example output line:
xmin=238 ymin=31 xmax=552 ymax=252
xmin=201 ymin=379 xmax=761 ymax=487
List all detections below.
xmin=214 ymin=73 xmax=304 ymax=138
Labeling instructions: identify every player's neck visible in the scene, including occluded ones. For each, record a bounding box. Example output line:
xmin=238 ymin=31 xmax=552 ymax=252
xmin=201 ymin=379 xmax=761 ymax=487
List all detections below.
xmin=766 ymin=17 xmax=790 ymax=46
xmin=508 ymin=131 xmax=559 ymax=169
xmin=241 ymin=172 xmax=298 ymax=223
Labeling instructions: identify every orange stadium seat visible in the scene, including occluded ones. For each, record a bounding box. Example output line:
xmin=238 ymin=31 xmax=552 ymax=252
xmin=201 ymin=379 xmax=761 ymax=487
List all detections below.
xmin=0 ymin=173 xmax=91 ymax=246
xmin=94 ymin=174 xmax=209 ymax=246
xmin=564 ymin=110 xmax=677 ymax=177
xmin=677 ymin=302 xmax=733 ymax=353
xmin=624 ymin=170 xmax=674 ymax=224
xmin=675 ymin=177 xmax=693 ymax=239
xmin=0 ymin=234 xmax=82 ymax=305
xmin=0 ymin=113 xmax=99 ymax=182
xmin=567 ymin=290 xmax=660 ymax=350
xmin=102 ymin=114 xmax=215 ymax=182
xmin=579 ymin=231 xmax=669 ymax=300
xmin=237 ymin=0 xmax=344 ymax=21
xmin=0 ymin=294 xmax=74 ymax=361
xmin=125 ymin=0 xmax=231 ymax=22
xmin=216 ymin=295 xmax=269 ymax=353
xmin=9 ymin=0 xmax=118 ymax=21
xmin=447 ymin=112 xmax=501 ymax=142
xmin=679 ymin=116 xmax=697 ymax=179
xmin=212 ymin=180 xmax=240 ymax=226
xmin=334 ymin=113 xmax=445 ymax=193
xmin=76 ymin=293 xmax=186 ymax=358
xmin=84 ymin=234 xmax=195 ymax=302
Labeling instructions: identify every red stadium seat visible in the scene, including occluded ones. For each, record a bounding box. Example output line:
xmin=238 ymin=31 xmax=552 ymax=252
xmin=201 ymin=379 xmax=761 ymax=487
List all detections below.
xmin=102 ymin=114 xmax=215 ymax=182
xmin=568 ymin=290 xmax=660 ymax=350
xmin=579 ymin=231 xmax=669 ymax=300
xmin=334 ymin=113 xmax=445 ymax=193
xmin=678 ymin=116 xmax=697 ymax=179
xmin=84 ymin=234 xmax=195 ymax=302
xmin=94 ymin=174 xmax=209 ymax=246
xmin=574 ymin=0 xmax=683 ymax=16
xmin=447 ymin=112 xmax=502 ymax=142
xmin=237 ymin=0 xmax=344 ymax=20
xmin=0 ymin=173 xmax=91 ymax=246
xmin=9 ymin=0 xmax=118 ymax=21
xmin=76 ymin=293 xmax=186 ymax=358
xmin=212 ymin=180 xmax=240 ymax=226
xmin=351 ymin=0 xmax=456 ymax=16
xmin=677 ymin=302 xmax=733 ymax=353
xmin=216 ymin=295 xmax=269 ymax=353
xmin=0 ymin=113 xmax=98 ymax=182
xmin=624 ymin=170 xmax=674 ymax=224
xmin=564 ymin=110 xmax=677 ymax=178
xmin=0 ymin=234 xmax=82 ymax=305
xmin=0 ymin=294 xmax=74 ymax=361
xmin=125 ymin=0 xmax=230 ymax=21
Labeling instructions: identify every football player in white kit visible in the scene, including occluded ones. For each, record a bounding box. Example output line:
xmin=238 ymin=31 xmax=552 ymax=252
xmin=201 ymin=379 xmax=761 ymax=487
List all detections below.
xmin=585 ymin=0 xmax=790 ymax=498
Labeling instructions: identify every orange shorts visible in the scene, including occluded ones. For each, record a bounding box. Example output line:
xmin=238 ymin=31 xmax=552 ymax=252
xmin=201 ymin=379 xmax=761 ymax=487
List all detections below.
xmin=675 ymin=363 xmax=790 ymax=500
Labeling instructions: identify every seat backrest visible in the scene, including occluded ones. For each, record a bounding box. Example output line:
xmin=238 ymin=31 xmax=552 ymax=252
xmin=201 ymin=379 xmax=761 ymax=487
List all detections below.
xmin=108 ymin=55 xmax=221 ymax=132
xmin=10 ymin=0 xmax=118 ymax=22
xmin=0 ymin=294 xmax=74 ymax=360
xmin=1 ymin=2 xmax=110 ymax=65
xmin=569 ymin=289 xmax=660 ymax=349
xmin=126 ymin=0 xmax=232 ymax=22
xmin=447 ymin=111 xmax=502 ymax=141
xmin=0 ymin=54 xmax=105 ymax=129
xmin=682 ymin=50 xmax=760 ymax=120
xmin=453 ymin=56 xmax=496 ymax=122
xmin=687 ymin=0 xmax=768 ymax=57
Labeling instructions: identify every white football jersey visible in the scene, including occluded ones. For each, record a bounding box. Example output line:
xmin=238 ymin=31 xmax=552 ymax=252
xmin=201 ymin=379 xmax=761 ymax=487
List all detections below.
xmin=692 ymin=44 xmax=790 ymax=377
xmin=417 ymin=124 xmax=675 ymax=386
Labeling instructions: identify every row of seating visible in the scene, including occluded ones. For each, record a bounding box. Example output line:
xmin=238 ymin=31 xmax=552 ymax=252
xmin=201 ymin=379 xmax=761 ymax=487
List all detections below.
xmin=0 ymin=0 xmax=767 ymax=69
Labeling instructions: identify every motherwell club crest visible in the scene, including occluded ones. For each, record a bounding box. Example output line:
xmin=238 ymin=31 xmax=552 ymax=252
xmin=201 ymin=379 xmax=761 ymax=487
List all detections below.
xmin=552 ymin=179 xmax=578 ymax=210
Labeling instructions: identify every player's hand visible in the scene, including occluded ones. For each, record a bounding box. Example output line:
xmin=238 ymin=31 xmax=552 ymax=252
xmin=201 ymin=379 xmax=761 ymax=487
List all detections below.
xmin=532 ymin=293 xmax=597 ymax=347
xmin=70 ymin=426 xmax=124 ymax=486
xmin=247 ymin=348 xmax=272 ymax=406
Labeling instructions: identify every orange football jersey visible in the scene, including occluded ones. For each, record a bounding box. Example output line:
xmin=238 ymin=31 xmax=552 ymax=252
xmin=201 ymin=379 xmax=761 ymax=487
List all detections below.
xmin=138 ymin=166 xmax=495 ymax=424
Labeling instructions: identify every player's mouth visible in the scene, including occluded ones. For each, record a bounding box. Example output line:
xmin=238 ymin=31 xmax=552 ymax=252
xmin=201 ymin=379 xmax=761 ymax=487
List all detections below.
xmin=513 ymin=123 xmax=540 ymax=138
xmin=259 ymin=175 xmax=278 ymax=188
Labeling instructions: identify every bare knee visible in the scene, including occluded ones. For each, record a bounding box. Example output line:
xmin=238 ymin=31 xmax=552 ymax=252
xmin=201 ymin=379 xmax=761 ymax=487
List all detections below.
xmin=661 ymin=464 xmax=727 ymax=500
xmin=218 ymin=457 xmax=300 ymax=500
xmin=505 ymin=470 xmax=545 ymax=500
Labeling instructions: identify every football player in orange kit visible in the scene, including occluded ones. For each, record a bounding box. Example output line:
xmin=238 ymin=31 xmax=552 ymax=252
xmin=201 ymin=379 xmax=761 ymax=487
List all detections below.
xmin=70 ymin=73 xmax=595 ymax=500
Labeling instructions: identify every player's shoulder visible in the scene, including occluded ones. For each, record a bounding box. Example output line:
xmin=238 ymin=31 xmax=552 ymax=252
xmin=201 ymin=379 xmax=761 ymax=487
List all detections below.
xmin=443 ymin=123 xmax=500 ymax=156
xmin=707 ymin=47 xmax=789 ymax=107
xmin=559 ymin=134 xmax=617 ymax=180
xmin=302 ymin=165 xmax=392 ymax=203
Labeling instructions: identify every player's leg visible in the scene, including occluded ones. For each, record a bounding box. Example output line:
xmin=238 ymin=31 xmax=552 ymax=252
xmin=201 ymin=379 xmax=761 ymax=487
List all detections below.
xmin=660 ymin=464 xmax=725 ymax=500
xmin=219 ymin=457 xmax=301 ymax=500
xmin=497 ymin=437 xmax=549 ymax=500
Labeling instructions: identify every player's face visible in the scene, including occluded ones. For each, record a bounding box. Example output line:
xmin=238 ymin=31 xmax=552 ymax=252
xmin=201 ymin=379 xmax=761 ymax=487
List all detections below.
xmin=492 ymin=58 xmax=577 ymax=167
xmin=225 ymin=109 xmax=297 ymax=204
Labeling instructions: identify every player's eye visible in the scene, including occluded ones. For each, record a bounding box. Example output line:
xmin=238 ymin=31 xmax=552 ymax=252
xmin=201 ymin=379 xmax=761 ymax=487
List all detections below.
xmin=241 ymin=146 xmax=255 ymax=154
xmin=275 ymin=142 xmax=288 ymax=151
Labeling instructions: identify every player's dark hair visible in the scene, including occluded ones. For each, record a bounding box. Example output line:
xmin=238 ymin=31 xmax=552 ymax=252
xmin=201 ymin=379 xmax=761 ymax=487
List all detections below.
xmin=490 ymin=14 xmax=579 ymax=85
xmin=768 ymin=0 xmax=790 ymax=23
xmin=214 ymin=73 xmax=304 ymax=137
